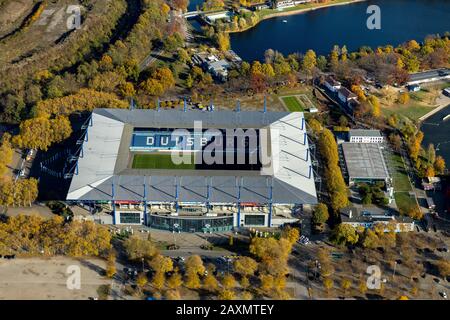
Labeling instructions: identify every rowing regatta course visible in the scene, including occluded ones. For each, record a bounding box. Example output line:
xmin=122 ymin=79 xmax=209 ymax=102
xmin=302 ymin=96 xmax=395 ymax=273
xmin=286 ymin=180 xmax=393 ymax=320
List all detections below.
xmin=421 ymin=105 xmax=450 ymax=164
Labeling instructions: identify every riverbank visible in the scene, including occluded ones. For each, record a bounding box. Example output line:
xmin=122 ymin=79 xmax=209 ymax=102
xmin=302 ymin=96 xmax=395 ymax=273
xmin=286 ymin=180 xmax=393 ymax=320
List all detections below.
xmin=227 ymin=0 xmax=367 ymax=34
xmin=419 ymin=94 xmax=450 ymax=122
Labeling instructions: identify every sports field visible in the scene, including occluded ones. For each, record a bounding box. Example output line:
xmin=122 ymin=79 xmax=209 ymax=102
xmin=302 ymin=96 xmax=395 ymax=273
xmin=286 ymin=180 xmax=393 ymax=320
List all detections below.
xmin=281 ymin=96 xmax=305 ymax=112
xmin=132 ymin=153 xmax=196 ymax=170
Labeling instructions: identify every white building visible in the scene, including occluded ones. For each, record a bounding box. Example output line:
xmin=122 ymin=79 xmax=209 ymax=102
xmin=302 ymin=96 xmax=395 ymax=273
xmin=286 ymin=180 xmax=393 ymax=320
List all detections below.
xmin=324 ymin=76 xmax=341 ymax=92
xmin=340 ymin=208 xmax=415 ymax=233
xmin=349 ymin=129 xmax=384 ymax=144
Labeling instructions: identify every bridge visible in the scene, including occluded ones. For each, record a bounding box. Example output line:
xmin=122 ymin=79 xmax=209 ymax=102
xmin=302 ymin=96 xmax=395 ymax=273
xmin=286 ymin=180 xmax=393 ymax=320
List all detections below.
xmin=183 ymin=10 xmax=202 ymax=18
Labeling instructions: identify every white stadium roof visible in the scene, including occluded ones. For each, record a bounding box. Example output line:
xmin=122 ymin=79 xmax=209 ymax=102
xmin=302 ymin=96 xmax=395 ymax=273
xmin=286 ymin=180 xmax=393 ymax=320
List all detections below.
xmin=67 ymin=109 xmax=318 ymax=205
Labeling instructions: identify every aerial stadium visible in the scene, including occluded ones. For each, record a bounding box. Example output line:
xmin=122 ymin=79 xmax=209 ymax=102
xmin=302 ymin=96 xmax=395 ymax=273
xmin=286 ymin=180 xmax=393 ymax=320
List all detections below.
xmin=64 ymin=106 xmax=318 ymax=232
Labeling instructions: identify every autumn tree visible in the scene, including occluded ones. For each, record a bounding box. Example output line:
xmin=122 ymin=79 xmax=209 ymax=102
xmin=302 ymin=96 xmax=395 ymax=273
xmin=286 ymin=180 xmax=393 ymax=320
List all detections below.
xmin=436 ymin=260 xmax=450 ymax=277
xmin=434 ymin=156 xmax=446 ymax=174
xmin=151 ymin=270 xmax=165 ymax=290
xmin=0 ymin=134 xmax=13 ymax=177
xmin=351 ymin=85 xmax=366 ymax=102
xmin=398 ymin=92 xmax=410 ymax=105
xmin=367 ymin=95 xmax=381 ymax=118
xmin=250 ymin=237 xmax=291 ymax=277
xmin=216 ymin=32 xmax=230 ymax=52
xmin=331 ymin=224 xmax=359 ymax=246
xmin=323 ymin=277 xmax=333 ymax=295
xmin=13 ymin=116 xmax=72 ymax=151
xmin=203 ymin=273 xmax=219 ymax=293
xmin=341 ymin=278 xmax=352 ymax=295
xmin=136 ymin=272 xmax=148 ymax=291
xmin=105 ymin=251 xmax=116 ymax=278
xmin=281 ymin=226 xmax=300 ymax=244
xmin=233 ymin=256 xmax=258 ymax=278
xmin=184 ymin=255 xmax=205 ymax=289
xmin=123 ymin=236 xmax=158 ymax=261
xmin=302 ymin=50 xmax=317 ymax=77
xmin=312 ymin=203 xmax=329 ymax=225
xmin=165 ymin=289 xmax=181 ymax=300
xmin=167 ymin=271 xmax=183 ymax=289
xmin=218 ymin=289 xmax=235 ymax=300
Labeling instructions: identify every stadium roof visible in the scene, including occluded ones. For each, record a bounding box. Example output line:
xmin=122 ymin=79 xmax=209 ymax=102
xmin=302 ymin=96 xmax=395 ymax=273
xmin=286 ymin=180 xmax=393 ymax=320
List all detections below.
xmin=341 ymin=143 xmax=390 ymax=180
xmin=66 ymin=109 xmax=318 ymax=205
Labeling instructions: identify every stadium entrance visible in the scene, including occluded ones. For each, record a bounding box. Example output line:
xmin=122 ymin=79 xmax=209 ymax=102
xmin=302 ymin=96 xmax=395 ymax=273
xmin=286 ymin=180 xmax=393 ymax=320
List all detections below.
xmin=148 ymin=214 xmax=234 ymax=232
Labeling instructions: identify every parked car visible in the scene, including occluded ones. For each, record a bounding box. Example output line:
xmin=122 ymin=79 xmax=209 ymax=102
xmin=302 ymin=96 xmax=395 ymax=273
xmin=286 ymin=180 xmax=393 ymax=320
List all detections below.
xmin=439 ymin=291 xmax=447 ymax=299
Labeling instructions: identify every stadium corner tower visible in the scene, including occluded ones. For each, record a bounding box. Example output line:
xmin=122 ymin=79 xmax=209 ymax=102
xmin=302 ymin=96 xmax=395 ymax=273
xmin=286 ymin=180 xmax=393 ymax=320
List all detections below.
xmin=66 ymin=108 xmax=318 ymax=232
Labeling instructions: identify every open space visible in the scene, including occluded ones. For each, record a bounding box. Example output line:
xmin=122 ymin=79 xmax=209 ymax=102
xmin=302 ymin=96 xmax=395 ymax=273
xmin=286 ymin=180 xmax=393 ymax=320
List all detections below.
xmin=0 ymin=257 xmax=108 ymax=300
xmin=281 ymin=96 xmax=305 ymax=112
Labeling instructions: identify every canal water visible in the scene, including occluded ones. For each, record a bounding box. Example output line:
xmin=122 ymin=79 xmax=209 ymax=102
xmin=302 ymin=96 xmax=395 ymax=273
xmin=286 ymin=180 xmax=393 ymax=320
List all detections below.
xmin=229 ymin=0 xmax=450 ymax=61
xmin=421 ymin=105 xmax=450 ymax=164
xmin=188 ymin=0 xmax=204 ymax=12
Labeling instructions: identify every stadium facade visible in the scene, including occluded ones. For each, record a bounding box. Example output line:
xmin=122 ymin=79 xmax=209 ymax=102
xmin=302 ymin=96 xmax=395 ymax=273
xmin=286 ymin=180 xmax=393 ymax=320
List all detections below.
xmin=66 ymin=108 xmax=318 ymax=232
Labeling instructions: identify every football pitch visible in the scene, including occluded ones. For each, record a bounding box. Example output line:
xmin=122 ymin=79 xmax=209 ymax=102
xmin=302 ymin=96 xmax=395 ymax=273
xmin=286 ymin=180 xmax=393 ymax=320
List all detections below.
xmin=281 ymin=96 xmax=305 ymax=112
xmin=132 ymin=153 xmax=196 ymax=169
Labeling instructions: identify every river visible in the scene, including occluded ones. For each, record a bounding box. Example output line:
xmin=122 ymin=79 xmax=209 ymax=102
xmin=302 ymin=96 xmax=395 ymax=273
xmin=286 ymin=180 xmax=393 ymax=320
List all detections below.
xmin=188 ymin=0 xmax=204 ymax=12
xmin=230 ymin=0 xmax=450 ymax=61
xmin=421 ymin=104 xmax=450 ymax=164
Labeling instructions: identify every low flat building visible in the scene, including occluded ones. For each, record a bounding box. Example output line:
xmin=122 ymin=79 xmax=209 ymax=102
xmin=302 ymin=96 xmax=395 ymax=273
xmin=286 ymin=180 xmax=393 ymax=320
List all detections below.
xmin=248 ymin=2 xmax=270 ymax=10
xmin=324 ymin=76 xmax=341 ymax=92
xmin=340 ymin=207 xmax=415 ymax=232
xmin=407 ymin=84 xmax=421 ymax=92
xmin=192 ymin=52 xmax=231 ymax=81
xmin=226 ymin=50 xmax=243 ymax=65
xmin=407 ymin=68 xmax=450 ymax=86
xmin=338 ymin=87 xmax=358 ymax=105
xmin=422 ymin=176 xmax=442 ymax=191
xmin=349 ymin=129 xmax=384 ymax=144
xmin=208 ymin=59 xmax=230 ymax=81
xmin=341 ymin=142 xmax=391 ymax=186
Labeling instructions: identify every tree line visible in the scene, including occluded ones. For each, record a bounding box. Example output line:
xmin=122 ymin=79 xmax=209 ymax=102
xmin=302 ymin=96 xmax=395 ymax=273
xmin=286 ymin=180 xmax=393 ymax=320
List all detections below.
xmin=119 ymin=227 xmax=300 ymax=300
xmin=0 ymin=214 xmax=111 ymax=257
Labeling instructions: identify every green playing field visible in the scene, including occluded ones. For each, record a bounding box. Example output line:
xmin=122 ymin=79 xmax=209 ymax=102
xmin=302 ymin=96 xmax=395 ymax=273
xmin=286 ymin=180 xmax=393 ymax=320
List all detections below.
xmin=132 ymin=153 xmax=196 ymax=169
xmin=281 ymin=96 xmax=305 ymax=112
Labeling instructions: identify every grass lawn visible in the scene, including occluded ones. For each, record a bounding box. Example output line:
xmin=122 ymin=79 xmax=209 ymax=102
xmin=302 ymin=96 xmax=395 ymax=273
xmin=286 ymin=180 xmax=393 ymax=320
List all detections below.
xmin=382 ymin=104 xmax=435 ymax=121
xmin=281 ymin=96 xmax=305 ymax=112
xmin=388 ymin=153 xmax=412 ymax=192
xmin=394 ymin=192 xmax=418 ymax=214
xmin=132 ymin=153 xmax=196 ymax=170
xmin=388 ymin=152 xmax=419 ymax=213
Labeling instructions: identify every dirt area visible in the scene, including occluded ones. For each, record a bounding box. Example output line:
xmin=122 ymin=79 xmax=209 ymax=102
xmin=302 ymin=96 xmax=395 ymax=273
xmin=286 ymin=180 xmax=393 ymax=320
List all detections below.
xmin=0 ymin=0 xmax=34 ymax=36
xmin=3 ymin=204 xmax=54 ymax=218
xmin=0 ymin=256 xmax=109 ymax=300
xmin=0 ymin=0 xmax=86 ymax=65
